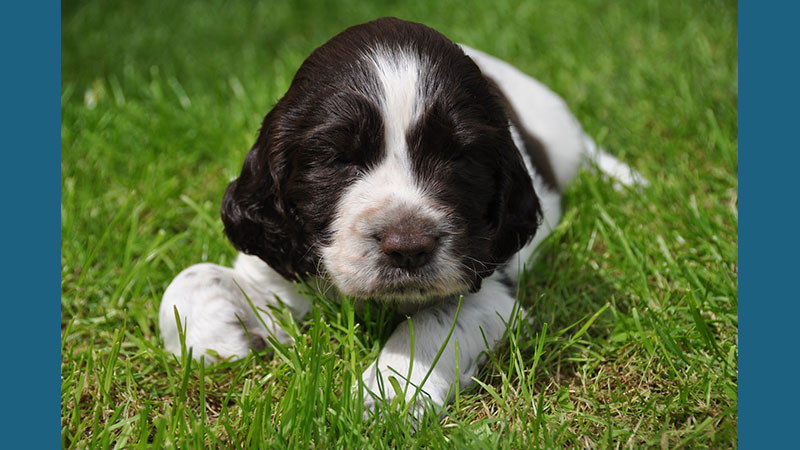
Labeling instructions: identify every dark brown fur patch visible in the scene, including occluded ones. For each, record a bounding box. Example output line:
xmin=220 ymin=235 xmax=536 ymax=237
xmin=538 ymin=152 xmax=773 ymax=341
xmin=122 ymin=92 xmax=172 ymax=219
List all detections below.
xmin=485 ymin=77 xmax=560 ymax=191
xmin=222 ymin=17 xmax=542 ymax=288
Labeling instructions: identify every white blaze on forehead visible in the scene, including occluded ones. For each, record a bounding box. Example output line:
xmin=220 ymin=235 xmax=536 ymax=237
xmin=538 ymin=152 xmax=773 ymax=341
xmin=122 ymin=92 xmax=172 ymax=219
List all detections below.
xmin=346 ymin=46 xmax=434 ymax=215
xmin=366 ymin=47 xmax=423 ymax=176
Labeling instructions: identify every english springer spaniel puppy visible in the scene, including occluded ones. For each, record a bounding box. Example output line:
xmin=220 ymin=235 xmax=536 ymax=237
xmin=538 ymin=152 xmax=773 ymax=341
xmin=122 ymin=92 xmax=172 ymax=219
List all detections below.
xmin=159 ymin=17 xmax=645 ymax=419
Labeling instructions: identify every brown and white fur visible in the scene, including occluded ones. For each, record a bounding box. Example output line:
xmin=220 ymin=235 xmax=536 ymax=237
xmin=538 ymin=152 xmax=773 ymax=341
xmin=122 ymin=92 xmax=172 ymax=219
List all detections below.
xmin=159 ymin=18 xmax=645 ymax=420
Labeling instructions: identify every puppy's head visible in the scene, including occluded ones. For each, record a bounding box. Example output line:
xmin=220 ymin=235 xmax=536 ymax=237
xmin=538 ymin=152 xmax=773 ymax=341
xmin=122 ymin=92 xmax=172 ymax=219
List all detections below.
xmin=222 ymin=18 xmax=541 ymax=302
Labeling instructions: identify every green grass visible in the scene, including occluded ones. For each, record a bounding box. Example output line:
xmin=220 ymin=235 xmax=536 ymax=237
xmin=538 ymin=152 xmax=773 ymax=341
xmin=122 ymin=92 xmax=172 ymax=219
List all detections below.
xmin=61 ymin=0 xmax=738 ymax=448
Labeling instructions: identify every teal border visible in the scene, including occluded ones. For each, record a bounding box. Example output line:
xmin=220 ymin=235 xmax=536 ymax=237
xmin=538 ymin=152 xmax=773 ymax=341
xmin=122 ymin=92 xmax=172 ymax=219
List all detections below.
xmin=739 ymin=1 xmax=796 ymax=447
xmin=0 ymin=1 xmax=780 ymax=447
xmin=1 ymin=2 xmax=60 ymax=447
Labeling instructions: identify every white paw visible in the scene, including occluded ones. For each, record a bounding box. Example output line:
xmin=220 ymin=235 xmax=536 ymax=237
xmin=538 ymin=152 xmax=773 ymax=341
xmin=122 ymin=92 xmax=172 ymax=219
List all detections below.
xmin=159 ymin=263 xmax=293 ymax=364
xmin=360 ymin=358 xmax=449 ymax=424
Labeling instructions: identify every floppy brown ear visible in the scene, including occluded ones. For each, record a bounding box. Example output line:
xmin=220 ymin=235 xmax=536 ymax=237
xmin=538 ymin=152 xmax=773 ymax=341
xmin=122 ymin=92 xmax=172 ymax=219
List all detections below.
xmin=462 ymin=141 xmax=540 ymax=294
xmin=221 ymin=126 xmax=314 ymax=281
xmin=489 ymin=146 xmax=542 ymax=265
xmin=481 ymin=77 xmax=542 ymax=268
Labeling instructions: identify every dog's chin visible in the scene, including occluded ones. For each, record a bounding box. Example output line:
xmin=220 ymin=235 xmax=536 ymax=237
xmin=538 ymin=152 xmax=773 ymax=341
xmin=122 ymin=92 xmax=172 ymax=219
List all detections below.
xmin=336 ymin=277 xmax=471 ymax=304
xmin=371 ymin=285 xmax=460 ymax=303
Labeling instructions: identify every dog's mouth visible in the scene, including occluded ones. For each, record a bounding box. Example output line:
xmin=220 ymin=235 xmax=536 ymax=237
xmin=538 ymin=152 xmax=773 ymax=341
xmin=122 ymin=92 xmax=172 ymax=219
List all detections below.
xmin=339 ymin=268 xmax=471 ymax=303
xmin=320 ymin=216 xmax=474 ymax=302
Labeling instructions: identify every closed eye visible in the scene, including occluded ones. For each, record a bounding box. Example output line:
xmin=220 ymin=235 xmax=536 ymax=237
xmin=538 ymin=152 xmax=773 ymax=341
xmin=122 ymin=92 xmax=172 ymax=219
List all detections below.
xmin=449 ymin=151 xmax=473 ymax=170
xmin=332 ymin=153 xmax=354 ymax=168
xmin=329 ymin=151 xmax=369 ymax=176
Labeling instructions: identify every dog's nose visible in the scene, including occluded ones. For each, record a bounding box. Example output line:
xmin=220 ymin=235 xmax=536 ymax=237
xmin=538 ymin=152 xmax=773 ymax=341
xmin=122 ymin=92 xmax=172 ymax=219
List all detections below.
xmin=378 ymin=226 xmax=437 ymax=269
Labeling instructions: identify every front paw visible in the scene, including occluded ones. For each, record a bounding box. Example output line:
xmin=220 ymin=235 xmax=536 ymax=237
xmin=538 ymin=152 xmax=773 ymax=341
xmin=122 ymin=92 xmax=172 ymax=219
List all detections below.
xmin=159 ymin=263 xmax=292 ymax=364
xmin=360 ymin=360 xmax=448 ymax=425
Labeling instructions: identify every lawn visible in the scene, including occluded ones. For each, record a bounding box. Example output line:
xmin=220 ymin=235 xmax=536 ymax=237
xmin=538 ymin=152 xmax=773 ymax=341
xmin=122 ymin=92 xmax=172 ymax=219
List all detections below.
xmin=61 ymin=0 xmax=738 ymax=448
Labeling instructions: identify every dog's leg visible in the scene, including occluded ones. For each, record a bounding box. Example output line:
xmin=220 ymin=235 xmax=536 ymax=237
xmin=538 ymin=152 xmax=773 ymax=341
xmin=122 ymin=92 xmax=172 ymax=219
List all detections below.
xmin=159 ymin=253 xmax=310 ymax=364
xmin=581 ymin=135 xmax=649 ymax=190
xmin=361 ymin=275 xmax=517 ymax=420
